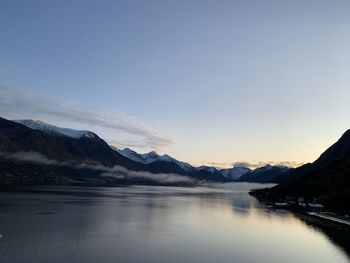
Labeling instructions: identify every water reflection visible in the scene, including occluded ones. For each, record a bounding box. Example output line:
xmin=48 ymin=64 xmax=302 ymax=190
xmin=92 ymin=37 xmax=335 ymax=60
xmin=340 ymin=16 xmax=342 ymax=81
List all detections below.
xmin=0 ymin=184 xmax=348 ymax=263
xmin=294 ymin=213 xmax=350 ymax=258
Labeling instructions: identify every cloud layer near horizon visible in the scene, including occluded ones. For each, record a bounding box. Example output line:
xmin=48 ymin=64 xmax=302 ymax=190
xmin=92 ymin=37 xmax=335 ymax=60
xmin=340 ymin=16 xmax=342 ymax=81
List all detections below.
xmin=194 ymin=160 xmax=304 ymax=169
xmin=232 ymin=161 xmax=304 ymax=169
xmin=0 ymin=85 xmax=172 ymax=150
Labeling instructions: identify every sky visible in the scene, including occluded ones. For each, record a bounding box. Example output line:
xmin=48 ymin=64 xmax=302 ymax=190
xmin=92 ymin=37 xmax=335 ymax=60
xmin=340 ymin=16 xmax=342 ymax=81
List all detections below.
xmin=1 ymin=0 xmax=350 ymax=168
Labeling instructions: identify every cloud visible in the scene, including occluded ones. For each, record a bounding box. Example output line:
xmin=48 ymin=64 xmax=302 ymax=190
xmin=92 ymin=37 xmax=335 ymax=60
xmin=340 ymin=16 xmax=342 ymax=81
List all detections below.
xmin=100 ymin=165 xmax=195 ymax=185
xmin=0 ymin=151 xmax=59 ymax=166
xmin=0 ymin=85 xmax=173 ymax=150
xmin=232 ymin=162 xmax=255 ymax=168
xmin=192 ymin=161 xmax=234 ymax=169
xmin=232 ymin=161 xmax=304 ymax=169
xmin=194 ymin=160 xmax=304 ymax=169
xmin=0 ymin=151 xmax=195 ymax=185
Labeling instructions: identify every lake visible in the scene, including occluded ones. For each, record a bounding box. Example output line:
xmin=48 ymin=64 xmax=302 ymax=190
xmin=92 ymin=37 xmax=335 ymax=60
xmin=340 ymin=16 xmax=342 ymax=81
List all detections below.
xmin=0 ymin=184 xmax=349 ymax=263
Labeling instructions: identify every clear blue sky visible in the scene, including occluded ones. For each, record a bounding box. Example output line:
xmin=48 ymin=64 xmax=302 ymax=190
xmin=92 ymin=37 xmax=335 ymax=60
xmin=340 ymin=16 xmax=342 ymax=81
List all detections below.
xmin=1 ymin=0 xmax=350 ymax=167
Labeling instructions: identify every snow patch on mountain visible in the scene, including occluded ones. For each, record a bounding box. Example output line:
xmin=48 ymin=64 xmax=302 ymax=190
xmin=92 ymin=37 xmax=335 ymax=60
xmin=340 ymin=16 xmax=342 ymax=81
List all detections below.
xmin=14 ymin=119 xmax=93 ymax=139
xmin=140 ymin=151 xmax=160 ymax=164
xmin=116 ymin=148 xmax=194 ymax=171
xmin=117 ymin=147 xmax=147 ymax=163
xmin=158 ymin=154 xmax=193 ymax=171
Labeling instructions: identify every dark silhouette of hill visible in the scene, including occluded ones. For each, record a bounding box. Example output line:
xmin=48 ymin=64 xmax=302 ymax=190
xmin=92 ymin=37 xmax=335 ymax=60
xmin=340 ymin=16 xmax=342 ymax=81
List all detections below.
xmin=254 ymin=130 xmax=350 ymax=212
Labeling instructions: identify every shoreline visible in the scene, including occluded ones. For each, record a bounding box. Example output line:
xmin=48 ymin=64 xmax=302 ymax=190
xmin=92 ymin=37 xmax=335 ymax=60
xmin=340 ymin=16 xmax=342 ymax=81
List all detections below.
xmin=250 ymin=190 xmax=350 ymax=228
xmin=308 ymin=212 xmax=350 ymax=226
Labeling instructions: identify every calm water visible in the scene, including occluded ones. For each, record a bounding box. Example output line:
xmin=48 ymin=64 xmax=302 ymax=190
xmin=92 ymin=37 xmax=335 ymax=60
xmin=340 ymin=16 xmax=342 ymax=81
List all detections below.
xmin=0 ymin=184 xmax=349 ymax=263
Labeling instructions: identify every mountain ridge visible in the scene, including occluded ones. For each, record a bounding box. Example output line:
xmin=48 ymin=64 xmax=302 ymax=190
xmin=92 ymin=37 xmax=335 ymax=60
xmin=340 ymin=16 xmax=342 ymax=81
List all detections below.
xmin=253 ymin=129 xmax=350 ymax=212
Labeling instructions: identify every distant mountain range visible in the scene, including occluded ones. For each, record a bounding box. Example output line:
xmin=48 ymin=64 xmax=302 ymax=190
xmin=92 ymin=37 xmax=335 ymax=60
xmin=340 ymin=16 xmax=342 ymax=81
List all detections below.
xmin=114 ymin=148 xmax=287 ymax=182
xmin=116 ymin=145 xmax=288 ymax=182
xmin=0 ymin=117 xmax=290 ymax=185
xmin=254 ymin=129 xmax=350 ymax=212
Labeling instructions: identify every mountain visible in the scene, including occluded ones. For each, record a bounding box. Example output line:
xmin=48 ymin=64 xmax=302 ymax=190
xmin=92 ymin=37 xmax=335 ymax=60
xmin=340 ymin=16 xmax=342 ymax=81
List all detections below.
xmin=146 ymin=159 xmax=187 ymax=175
xmin=133 ymin=151 xmax=195 ymax=175
xmin=117 ymin=147 xmax=147 ymax=163
xmin=117 ymin=148 xmax=194 ymax=172
xmin=118 ymin=148 xmax=189 ymax=173
xmin=0 ymin=117 xmax=141 ymax=169
xmin=117 ymin=147 xmax=230 ymax=181
xmin=190 ymin=166 xmax=227 ymax=182
xmin=313 ymin=130 xmax=350 ymax=168
xmin=158 ymin=154 xmax=194 ymax=172
xmin=197 ymin=165 xmax=218 ymax=173
xmin=220 ymin=166 xmax=251 ymax=180
xmin=237 ymin=165 xmax=289 ymax=183
xmin=140 ymin=151 xmax=161 ymax=164
xmin=116 ymin=148 xmax=282 ymax=182
xmin=116 ymin=148 xmax=161 ymax=165
xmin=254 ymin=130 xmax=350 ymax=212
xmin=117 ymin=147 xmax=240 ymax=181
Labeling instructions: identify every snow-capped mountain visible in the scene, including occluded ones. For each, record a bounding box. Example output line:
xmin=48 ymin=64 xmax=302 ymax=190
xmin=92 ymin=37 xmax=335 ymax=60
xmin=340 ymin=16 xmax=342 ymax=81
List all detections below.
xmin=117 ymin=147 xmax=148 ymax=163
xmin=140 ymin=151 xmax=161 ymax=164
xmin=158 ymin=154 xmax=193 ymax=172
xmin=190 ymin=165 xmax=226 ymax=181
xmin=116 ymin=148 xmax=159 ymax=164
xmin=14 ymin=120 xmax=96 ymax=139
xmin=116 ymin=148 xmax=194 ymax=172
xmin=4 ymin=118 xmax=140 ymax=168
xmin=220 ymin=166 xmax=251 ymax=180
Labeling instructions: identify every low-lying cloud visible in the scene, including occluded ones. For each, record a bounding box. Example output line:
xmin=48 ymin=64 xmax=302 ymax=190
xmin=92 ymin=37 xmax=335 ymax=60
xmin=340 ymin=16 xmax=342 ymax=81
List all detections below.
xmin=0 ymin=85 xmax=172 ymax=150
xmin=195 ymin=160 xmax=304 ymax=169
xmin=100 ymin=166 xmax=195 ymax=185
xmin=0 ymin=151 xmax=195 ymax=185
xmin=0 ymin=151 xmax=59 ymax=166
xmin=232 ymin=161 xmax=304 ymax=169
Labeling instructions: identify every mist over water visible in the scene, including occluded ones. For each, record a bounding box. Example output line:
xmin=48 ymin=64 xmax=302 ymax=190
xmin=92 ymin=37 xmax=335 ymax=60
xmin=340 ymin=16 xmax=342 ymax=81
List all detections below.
xmin=0 ymin=184 xmax=348 ymax=263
